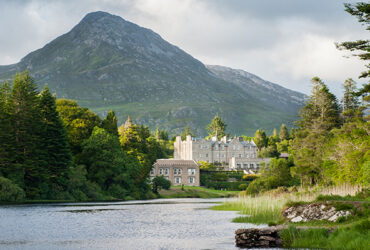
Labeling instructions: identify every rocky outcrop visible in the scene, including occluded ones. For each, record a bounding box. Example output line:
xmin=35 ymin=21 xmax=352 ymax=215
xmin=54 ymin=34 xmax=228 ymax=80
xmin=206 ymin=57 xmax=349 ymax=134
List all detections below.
xmin=282 ymin=202 xmax=352 ymax=222
xmin=235 ymin=227 xmax=283 ymax=248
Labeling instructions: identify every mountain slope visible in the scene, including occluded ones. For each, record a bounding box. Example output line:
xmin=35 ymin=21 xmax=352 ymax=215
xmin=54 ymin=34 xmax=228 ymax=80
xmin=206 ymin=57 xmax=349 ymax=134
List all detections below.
xmin=0 ymin=11 xmax=305 ymax=135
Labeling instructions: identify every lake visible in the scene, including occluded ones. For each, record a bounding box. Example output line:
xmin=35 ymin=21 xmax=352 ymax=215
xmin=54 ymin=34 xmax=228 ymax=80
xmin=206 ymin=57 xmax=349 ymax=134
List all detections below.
xmin=0 ymin=198 xmax=263 ymax=250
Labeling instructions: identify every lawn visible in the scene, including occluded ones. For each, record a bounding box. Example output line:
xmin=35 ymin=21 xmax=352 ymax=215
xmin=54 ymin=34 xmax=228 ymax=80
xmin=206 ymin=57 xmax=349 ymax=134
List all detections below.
xmin=158 ymin=186 xmax=239 ymax=199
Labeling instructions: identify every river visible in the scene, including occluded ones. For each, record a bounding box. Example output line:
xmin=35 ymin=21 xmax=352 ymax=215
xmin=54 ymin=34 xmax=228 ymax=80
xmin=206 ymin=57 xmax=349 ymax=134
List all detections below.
xmin=0 ymin=198 xmax=263 ymax=250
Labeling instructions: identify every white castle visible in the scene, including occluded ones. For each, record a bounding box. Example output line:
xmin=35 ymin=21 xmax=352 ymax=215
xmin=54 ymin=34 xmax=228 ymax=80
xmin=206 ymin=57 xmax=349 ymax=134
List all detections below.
xmin=174 ymin=135 xmax=269 ymax=171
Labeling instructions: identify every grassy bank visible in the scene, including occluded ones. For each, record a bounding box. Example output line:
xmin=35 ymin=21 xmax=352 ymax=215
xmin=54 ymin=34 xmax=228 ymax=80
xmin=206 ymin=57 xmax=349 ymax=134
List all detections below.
xmin=159 ymin=186 xmax=239 ymax=198
xmin=212 ymin=185 xmax=369 ymax=249
xmin=211 ymin=185 xmax=363 ymax=225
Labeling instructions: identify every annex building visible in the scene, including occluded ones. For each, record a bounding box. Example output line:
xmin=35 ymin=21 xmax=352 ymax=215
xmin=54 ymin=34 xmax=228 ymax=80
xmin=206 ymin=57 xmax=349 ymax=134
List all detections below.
xmin=174 ymin=135 xmax=269 ymax=171
xmin=150 ymin=159 xmax=200 ymax=186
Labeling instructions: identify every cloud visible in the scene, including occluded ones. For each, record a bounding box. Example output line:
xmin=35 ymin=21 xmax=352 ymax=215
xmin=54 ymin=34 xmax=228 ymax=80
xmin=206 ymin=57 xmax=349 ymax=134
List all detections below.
xmin=0 ymin=0 xmax=367 ymax=96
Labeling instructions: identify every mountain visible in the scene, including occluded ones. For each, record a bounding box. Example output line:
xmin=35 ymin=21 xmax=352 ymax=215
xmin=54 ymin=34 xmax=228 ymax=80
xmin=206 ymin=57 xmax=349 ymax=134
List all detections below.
xmin=0 ymin=11 xmax=305 ymax=135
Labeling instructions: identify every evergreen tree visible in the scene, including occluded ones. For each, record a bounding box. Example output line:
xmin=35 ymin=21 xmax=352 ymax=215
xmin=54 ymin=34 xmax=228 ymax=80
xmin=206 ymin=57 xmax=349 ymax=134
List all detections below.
xmin=0 ymin=82 xmax=15 ymax=178
xmin=39 ymin=86 xmax=72 ymax=185
xmin=336 ymin=2 xmax=369 ymax=78
xmin=181 ymin=125 xmax=194 ymax=140
xmin=101 ymin=110 xmax=119 ymax=137
xmin=292 ymin=77 xmax=340 ymax=185
xmin=298 ymin=77 xmax=341 ymax=132
xmin=11 ymin=71 xmax=45 ymax=197
xmin=206 ymin=114 xmax=227 ymax=139
xmin=341 ymin=78 xmax=360 ymax=121
xmin=272 ymin=128 xmax=278 ymax=138
xmin=253 ymin=129 xmax=268 ymax=150
xmin=279 ymin=124 xmax=289 ymax=141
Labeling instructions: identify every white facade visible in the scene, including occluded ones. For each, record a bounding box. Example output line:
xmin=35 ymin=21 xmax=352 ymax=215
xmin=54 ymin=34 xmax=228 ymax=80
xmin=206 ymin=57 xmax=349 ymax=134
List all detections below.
xmin=174 ymin=135 xmax=269 ymax=171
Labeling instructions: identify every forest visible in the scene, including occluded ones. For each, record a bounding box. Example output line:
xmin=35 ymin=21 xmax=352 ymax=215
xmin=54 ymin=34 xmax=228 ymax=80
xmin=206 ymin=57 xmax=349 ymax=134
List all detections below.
xmin=0 ymin=72 xmax=172 ymax=202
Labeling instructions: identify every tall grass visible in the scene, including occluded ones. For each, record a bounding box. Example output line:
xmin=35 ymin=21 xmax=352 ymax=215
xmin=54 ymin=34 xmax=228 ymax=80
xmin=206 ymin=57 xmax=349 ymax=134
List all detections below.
xmin=211 ymin=185 xmax=363 ymax=225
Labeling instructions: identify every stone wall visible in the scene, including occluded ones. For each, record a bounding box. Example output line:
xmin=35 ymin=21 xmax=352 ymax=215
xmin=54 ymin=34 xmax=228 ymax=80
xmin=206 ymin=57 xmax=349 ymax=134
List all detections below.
xmin=235 ymin=227 xmax=283 ymax=248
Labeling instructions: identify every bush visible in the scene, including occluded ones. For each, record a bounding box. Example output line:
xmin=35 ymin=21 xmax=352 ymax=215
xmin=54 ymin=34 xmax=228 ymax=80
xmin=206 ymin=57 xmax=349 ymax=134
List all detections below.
xmin=0 ymin=177 xmax=25 ymax=202
xmin=238 ymin=184 xmax=248 ymax=190
xmin=152 ymin=176 xmax=171 ymax=193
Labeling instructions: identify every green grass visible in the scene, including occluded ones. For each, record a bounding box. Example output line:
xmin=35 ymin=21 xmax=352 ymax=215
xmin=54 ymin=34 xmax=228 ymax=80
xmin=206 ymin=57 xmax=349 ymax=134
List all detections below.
xmin=281 ymin=219 xmax=370 ymax=249
xmin=159 ymin=186 xmax=239 ymax=199
xmin=211 ymin=195 xmax=287 ymax=225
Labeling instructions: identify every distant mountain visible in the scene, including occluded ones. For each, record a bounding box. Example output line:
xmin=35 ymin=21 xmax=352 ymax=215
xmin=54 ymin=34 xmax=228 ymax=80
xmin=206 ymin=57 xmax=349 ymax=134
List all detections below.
xmin=0 ymin=11 xmax=305 ymax=135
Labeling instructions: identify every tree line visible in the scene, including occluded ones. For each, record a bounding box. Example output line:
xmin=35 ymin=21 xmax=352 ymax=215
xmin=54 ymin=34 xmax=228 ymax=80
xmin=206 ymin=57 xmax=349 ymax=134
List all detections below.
xmin=0 ymin=72 xmax=171 ymax=202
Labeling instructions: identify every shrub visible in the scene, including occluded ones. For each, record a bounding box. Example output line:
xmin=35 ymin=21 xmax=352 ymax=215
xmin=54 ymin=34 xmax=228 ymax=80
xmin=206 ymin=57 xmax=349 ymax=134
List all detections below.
xmin=238 ymin=184 xmax=247 ymax=190
xmin=0 ymin=177 xmax=25 ymax=202
xmin=152 ymin=176 xmax=171 ymax=193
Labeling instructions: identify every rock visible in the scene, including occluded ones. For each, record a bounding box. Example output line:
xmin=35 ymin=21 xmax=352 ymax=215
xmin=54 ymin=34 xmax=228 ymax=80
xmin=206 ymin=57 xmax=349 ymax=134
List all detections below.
xmin=291 ymin=216 xmax=303 ymax=222
xmin=259 ymin=235 xmax=275 ymax=241
xmin=235 ymin=227 xmax=284 ymax=248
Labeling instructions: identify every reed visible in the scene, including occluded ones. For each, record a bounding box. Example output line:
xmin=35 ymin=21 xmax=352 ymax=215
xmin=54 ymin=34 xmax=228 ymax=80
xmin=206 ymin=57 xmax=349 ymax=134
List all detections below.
xmin=211 ymin=185 xmax=363 ymax=225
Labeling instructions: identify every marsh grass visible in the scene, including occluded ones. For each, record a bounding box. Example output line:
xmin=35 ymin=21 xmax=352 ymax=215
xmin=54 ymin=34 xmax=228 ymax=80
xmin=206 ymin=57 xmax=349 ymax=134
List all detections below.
xmin=211 ymin=185 xmax=363 ymax=225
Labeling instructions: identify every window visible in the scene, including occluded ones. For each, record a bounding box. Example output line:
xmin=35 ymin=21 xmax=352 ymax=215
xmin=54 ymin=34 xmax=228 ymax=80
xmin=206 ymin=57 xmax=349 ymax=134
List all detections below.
xmin=215 ymin=145 xmax=218 ymax=150
xmin=233 ymin=145 xmax=236 ymax=150
xmin=159 ymin=168 xmax=163 ymax=175
xmin=237 ymin=163 xmax=241 ymax=169
xmin=232 ymin=153 xmax=235 ymax=157
xmin=199 ymin=153 xmax=202 ymax=157
xmin=239 ymin=154 xmax=242 ymax=158
xmin=245 ymin=153 xmax=249 ymax=158
xmin=165 ymin=168 xmax=169 ymax=175
xmin=206 ymin=153 xmax=208 ymax=158
xmin=178 ymin=168 xmax=182 ymax=174
xmin=150 ymin=169 xmax=154 ymax=175
xmin=243 ymin=163 xmax=248 ymax=168
xmin=164 ymin=176 xmax=169 ymax=180
xmin=222 ymin=154 xmax=225 ymax=158
xmin=221 ymin=145 xmax=224 ymax=150
xmin=174 ymin=168 xmax=182 ymax=175
xmin=216 ymin=153 xmax=219 ymax=158
xmin=199 ymin=144 xmax=202 ymax=149
xmin=250 ymin=163 xmax=254 ymax=169
xmin=174 ymin=168 xmax=177 ymax=175
xmin=189 ymin=177 xmax=195 ymax=184
xmin=257 ymin=163 xmax=260 ymax=168
xmin=175 ymin=177 xmax=182 ymax=184
xmin=237 ymin=146 xmax=240 ymax=150
xmin=188 ymin=168 xmax=196 ymax=175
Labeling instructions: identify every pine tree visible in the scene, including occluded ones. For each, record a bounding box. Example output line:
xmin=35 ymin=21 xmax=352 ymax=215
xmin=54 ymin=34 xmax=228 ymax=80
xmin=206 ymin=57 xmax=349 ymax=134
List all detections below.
xmin=341 ymin=78 xmax=360 ymax=121
xmin=206 ymin=114 xmax=227 ymax=139
xmin=181 ymin=125 xmax=194 ymax=140
xmin=279 ymin=124 xmax=289 ymax=141
xmin=101 ymin=110 xmax=119 ymax=137
xmin=336 ymin=2 xmax=369 ymax=79
xmin=11 ymin=71 xmax=45 ymax=197
xmin=39 ymin=86 xmax=72 ymax=181
xmin=0 ymin=82 xmax=15 ymax=178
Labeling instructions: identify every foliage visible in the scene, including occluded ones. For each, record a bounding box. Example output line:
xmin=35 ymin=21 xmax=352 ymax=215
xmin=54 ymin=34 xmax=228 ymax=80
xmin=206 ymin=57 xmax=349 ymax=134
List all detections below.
xmin=336 ymin=2 xmax=369 ymax=78
xmin=152 ymin=175 xmax=171 ymax=194
xmin=253 ymin=129 xmax=268 ymax=150
xmin=180 ymin=125 xmax=193 ymax=140
xmin=0 ymin=176 xmax=25 ymax=202
xmin=101 ymin=110 xmax=119 ymax=137
xmin=206 ymin=114 xmax=227 ymax=139
xmin=246 ymin=158 xmax=298 ymax=195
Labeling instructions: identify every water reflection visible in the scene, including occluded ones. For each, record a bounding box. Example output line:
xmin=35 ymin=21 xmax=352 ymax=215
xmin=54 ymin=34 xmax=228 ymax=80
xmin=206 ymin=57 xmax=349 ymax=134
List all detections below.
xmin=0 ymin=198 xmax=254 ymax=249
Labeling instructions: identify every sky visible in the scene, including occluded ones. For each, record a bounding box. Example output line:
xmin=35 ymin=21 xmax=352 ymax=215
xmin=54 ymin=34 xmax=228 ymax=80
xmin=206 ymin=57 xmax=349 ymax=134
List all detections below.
xmin=0 ymin=0 xmax=368 ymax=96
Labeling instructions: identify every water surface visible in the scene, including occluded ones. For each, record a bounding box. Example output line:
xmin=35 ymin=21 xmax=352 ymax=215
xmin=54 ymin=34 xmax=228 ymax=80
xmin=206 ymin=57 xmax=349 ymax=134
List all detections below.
xmin=0 ymin=198 xmax=260 ymax=250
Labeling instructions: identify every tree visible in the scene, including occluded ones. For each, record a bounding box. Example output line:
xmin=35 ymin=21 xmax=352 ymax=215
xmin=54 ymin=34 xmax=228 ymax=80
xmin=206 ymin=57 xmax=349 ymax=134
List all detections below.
xmin=181 ymin=125 xmax=193 ymax=140
xmin=341 ymin=79 xmax=361 ymax=121
xmin=80 ymin=127 xmax=136 ymax=197
xmin=0 ymin=82 xmax=15 ymax=178
xmin=336 ymin=2 xmax=370 ymax=78
xmin=152 ymin=175 xmax=171 ymax=194
xmin=253 ymin=129 xmax=268 ymax=150
xmin=291 ymin=77 xmax=340 ymax=185
xmin=206 ymin=114 xmax=227 ymax=139
xmin=56 ymin=99 xmax=101 ymax=155
xmin=297 ymin=77 xmax=341 ymax=132
xmin=101 ymin=110 xmax=119 ymax=137
xmin=11 ymin=71 xmax=46 ymax=197
xmin=39 ymin=86 xmax=72 ymax=181
xmin=279 ymin=124 xmax=289 ymax=141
